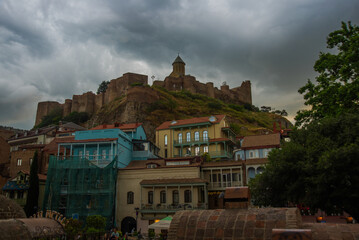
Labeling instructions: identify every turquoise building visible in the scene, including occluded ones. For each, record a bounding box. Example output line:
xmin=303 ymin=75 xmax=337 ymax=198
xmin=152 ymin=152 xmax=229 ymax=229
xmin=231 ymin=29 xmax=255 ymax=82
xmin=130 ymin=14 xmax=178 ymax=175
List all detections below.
xmin=43 ymin=123 xmax=158 ymax=226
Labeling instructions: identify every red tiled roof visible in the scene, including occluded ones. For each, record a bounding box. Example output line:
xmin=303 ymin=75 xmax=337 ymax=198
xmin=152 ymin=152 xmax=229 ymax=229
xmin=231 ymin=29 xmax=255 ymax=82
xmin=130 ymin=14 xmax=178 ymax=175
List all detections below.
xmin=91 ymin=123 xmax=143 ymax=131
xmin=156 ymin=115 xmax=225 ymax=130
xmin=43 ymin=136 xmax=75 ymax=153
xmin=19 ymin=170 xmax=47 ymax=181
xmin=56 ymin=138 xmax=117 ymax=143
xmin=241 ymin=133 xmax=280 ymax=148
xmin=140 ymin=178 xmax=207 ymax=185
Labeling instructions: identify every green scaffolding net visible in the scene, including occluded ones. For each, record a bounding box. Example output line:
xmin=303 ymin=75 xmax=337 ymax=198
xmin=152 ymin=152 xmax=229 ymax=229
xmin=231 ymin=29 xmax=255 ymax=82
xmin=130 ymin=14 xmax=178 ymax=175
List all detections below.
xmin=43 ymin=155 xmax=117 ymax=227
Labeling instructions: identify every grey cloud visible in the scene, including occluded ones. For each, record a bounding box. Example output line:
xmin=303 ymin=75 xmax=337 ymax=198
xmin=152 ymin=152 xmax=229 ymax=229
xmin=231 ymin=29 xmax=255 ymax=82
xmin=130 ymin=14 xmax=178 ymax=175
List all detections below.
xmin=0 ymin=0 xmax=358 ymax=129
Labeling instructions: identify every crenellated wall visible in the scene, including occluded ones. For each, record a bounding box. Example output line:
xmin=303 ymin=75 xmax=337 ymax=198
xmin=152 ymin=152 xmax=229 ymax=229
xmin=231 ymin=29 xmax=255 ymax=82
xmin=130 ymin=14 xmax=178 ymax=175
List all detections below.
xmin=153 ymin=75 xmax=252 ymax=105
xmin=35 ymin=69 xmax=251 ymax=126
xmin=35 ymin=72 xmax=148 ymax=126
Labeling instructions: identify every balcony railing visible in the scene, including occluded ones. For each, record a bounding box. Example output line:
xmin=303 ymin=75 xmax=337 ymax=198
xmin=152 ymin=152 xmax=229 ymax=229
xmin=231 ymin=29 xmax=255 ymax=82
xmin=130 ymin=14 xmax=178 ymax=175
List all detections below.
xmin=139 ymin=203 xmax=206 ymax=213
xmin=208 ymin=181 xmax=242 ymax=189
xmin=173 ymin=137 xmax=209 ymax=145
xmin=174 ymin=150 xmax=232 ymax=159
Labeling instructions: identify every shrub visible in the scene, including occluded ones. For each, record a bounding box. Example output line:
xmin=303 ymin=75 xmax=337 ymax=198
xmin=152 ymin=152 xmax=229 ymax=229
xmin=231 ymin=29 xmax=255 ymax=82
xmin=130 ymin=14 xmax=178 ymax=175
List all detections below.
xmin=228 ymin=104 xmax=244 ymax=112
xmin=86 ymin=215 xmax=106 ymax=232
xmin=207 ymin=102 xmax=222 ymax=110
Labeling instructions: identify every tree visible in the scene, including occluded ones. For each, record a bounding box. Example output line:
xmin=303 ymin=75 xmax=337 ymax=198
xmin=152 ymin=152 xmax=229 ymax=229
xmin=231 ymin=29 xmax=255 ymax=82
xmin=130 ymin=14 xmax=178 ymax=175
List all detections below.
xmin=295 ymin=21 xmax=359 ymax=127
xmin=250 ymin=22 xmax=359 ymax=220
xmin=97 ymin=81 xmax=110 ymax=94
xmin=24 ymin=151 xmax=39 ymax=217
xmin=249 ymin=113 xmax=359 ymax=219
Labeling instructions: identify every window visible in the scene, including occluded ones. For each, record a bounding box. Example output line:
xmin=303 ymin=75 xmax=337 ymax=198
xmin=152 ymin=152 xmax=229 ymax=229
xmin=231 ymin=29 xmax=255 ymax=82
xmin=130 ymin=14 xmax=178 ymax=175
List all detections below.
xmin=148 ymin=191 xmax=153 ymax=204
xmin=203 ymin=145 xmax=208 ymax=153
xmin=17 ymin=159 xmax=22 ymax=166
xmin=203 ymin=131 xmax=208 ymax=141
xmin=172 ymin=190 xmax=179 ymax=205
xmin=211 ymin=174 xmax=217 ymax=182
xmin=195 ymin=146 xmax=200 ymax=156
xmin=164 ymin=135 xmax=168 ymax=146
xmin=127 ymin=191 xmax=134 ymax=204
xmin=186 ymin=132 xmax=191 ymax=142
xmin=160 ymin=190 xmax=166 ymax=203
xmin=165 ymin=149 xmax=168 ymax=158
xmin=248 ymin=167 xmax=255 ymax=179
xmin=178 ymin=133 xmax=182 ymax=143
xmin=102 ymin=149 xmax=107 ymax=160
xmin=186 ymin=147 xmax=191 ymax=156
xmin=194 ymin=131 xmax=199 ymax=141
xmin=184 ymin=190 xmax=192 ymax=203
xmin=29 ymin=158 xmax=33 ymax=166
xmin=147 ymin=164 xmax=157 ymax=168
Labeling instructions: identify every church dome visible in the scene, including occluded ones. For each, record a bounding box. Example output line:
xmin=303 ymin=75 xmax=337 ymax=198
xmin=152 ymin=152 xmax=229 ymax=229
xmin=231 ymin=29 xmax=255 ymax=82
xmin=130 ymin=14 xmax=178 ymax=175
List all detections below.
xmin=172 ymin=55 xmax=185 ymax=65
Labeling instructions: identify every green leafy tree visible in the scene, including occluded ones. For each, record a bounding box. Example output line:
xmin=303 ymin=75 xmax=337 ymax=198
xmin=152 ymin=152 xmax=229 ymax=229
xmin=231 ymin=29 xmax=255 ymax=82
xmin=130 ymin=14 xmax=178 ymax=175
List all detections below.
xmin=86 ymin=215 xmax=106 ymax=232
xmin=250 ymin=113 xmax=359 ymax=219
xmin=97 ymin=81 xmax=110 ymax=94
xmin=250 ymin=22 xmax=359 ymax=220
xmin=24 ymin=151 xmax=39 ymax=217
xmin=295 ymin=21 xmax=359 ymax=127
xmin=64 ymin=218 xmax=83 ymax=239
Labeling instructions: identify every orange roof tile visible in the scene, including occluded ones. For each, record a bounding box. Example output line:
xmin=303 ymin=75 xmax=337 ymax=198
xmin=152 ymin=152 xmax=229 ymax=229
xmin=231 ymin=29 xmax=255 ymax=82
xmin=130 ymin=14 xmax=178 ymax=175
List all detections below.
xmin=91 ymin=123 xmax=143 ymax=131
xmin=156 ymin=115 xmax=225 ymax=130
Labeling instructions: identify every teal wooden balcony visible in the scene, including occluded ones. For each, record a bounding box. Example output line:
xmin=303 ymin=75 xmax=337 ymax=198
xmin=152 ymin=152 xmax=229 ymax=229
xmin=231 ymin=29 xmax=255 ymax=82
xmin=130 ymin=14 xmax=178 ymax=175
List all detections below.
xmin=173 ymin=137 xmax=209 ymax=147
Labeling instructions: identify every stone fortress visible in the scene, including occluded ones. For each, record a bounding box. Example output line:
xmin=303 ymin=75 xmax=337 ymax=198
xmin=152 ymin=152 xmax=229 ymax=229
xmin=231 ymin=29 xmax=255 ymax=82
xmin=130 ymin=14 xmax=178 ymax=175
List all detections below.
xmin=35 ymin=56 xmax=252 ymax=126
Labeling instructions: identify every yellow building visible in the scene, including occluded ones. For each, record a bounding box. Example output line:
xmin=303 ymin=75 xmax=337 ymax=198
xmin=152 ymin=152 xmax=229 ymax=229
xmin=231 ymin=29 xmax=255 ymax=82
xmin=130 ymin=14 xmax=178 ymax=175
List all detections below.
xmin=116 ymin=157 xmax=207 ymax=234
xmin=155 ymin=115 xmax=236 ymax=159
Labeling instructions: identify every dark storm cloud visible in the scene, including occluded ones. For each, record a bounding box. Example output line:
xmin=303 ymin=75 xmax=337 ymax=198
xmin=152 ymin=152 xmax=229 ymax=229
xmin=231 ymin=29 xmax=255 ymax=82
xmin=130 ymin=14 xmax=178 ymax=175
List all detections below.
xmin=0 ymin=0 xmax=358 ymax=129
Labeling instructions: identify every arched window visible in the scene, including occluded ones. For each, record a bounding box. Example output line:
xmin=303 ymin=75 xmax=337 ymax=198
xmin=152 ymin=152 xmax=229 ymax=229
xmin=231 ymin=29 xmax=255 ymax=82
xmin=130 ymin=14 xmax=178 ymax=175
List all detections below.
xmin=172 ymin=190 xmax=179 ymax=205
xmin=148 ymin=191 xmax=153 ymax=204
xmin=127 ymin=191 xmax=134 ymax=204
xmin=248 ymin=167 xmax=255 ymax=179
xmin=203 ymin=145 xmax=208 ymax=153
xmin=186 ymin=132 xmax=191 ymax=142
xmin=257 ymin=167 xmax=264 ymax=175
xmin=194 ymin=131 xmax=199 ymax=141
xmin=203 ymin=131 xmax=208 ymax=141
xmin=195 ymin=146 xmax=200 ymax=156
xmin=178 ymin=133 xmax=182 ymax=143
xmin=184 ymin=190 xmax=192 ymax=203
xmin=160 ymin=190 xmax=166 ymax=203
xmin=164 ymin=135 xmax=168 ymax=146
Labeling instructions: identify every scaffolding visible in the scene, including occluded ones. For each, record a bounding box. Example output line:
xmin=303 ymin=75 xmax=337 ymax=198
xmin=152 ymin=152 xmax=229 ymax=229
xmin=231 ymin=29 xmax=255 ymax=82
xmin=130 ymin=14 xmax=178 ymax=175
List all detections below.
xmin=43 ymin=155 xmax=117 ymax=226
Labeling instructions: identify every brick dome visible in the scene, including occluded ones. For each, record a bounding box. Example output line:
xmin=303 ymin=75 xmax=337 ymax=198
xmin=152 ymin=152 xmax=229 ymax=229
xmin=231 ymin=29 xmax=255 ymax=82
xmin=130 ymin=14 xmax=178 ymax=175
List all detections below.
xmin=0 ymin=194 xmax=26 ymax=219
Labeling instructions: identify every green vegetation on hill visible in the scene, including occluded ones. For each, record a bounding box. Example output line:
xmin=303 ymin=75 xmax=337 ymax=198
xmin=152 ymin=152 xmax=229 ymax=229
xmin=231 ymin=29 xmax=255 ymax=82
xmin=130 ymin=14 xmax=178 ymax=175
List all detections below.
xmin=35 ymin=110 xmax=89 ymax=129
xmin=144 ymin=85 xmax=290 ymax=136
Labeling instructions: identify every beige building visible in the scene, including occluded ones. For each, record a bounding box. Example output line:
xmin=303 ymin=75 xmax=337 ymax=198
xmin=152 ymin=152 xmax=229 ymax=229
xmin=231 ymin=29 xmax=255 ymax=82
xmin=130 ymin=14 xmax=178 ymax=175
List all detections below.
xmin=116 ymin=157 xmax=207 ymax=234
xmin=155 ymin=115 xmax=236 ymax=159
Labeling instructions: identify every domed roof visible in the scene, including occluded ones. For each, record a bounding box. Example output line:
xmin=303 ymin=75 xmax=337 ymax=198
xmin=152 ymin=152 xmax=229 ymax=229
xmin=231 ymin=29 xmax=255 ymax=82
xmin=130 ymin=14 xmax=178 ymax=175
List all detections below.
xmin=0 ymin=195 xmax=26 ymax=219
xmin=172 ymin=55 xmax=185 ymax=65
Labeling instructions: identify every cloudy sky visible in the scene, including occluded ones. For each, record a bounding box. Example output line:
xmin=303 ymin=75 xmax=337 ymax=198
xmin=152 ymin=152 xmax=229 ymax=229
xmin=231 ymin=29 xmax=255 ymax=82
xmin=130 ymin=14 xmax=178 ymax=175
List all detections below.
xmin=0 ymin=0 xmax=358 ymax=130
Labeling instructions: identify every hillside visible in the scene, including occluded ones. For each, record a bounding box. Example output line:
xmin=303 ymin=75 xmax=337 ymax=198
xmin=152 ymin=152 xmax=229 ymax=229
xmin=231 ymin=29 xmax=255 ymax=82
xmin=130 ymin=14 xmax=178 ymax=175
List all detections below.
xmin=87 ymin=85 xmax=292 ymax=142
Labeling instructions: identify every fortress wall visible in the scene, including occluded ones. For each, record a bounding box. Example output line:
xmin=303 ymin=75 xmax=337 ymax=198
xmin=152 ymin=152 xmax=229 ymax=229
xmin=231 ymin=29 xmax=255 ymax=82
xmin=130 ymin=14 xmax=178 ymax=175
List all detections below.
xmin=231 ymin=80 xmax=252 ymax=104
xmin=63 ymin=99 xmax=72 ymax=117
xmin=164 ymin=77 xmax=185 ymax=91
xmin=35 ymin=101 xmax=63 ymax=126
xmin=77 ymin=92 xmax=95 ymax=114
xmin=94 ymin=93 xmax=104 ymax=113
xmin=152 ymin=80 xmax=165 ymax=88
xmin=182 ymin=76 xmax=197 ymax=93
xmin=206 ymin=82 xmax=215 ymax=98
xmin=127 ymin=86 xmax=160 ymax=103
xmin=71 ymin=95 xmax=80 ymax=113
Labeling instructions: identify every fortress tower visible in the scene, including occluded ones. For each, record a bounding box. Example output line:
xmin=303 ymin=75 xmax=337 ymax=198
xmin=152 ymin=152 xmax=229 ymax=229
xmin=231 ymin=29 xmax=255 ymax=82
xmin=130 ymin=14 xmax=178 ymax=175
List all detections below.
xmin=169 ymin=55 xmax=186 ymax=77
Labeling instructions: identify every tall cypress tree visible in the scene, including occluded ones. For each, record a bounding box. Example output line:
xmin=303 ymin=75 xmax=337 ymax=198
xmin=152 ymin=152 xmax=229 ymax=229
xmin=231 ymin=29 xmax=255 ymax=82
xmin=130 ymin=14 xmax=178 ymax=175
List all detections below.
xmin=25 ymin=151 xmax=39 ymax=217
